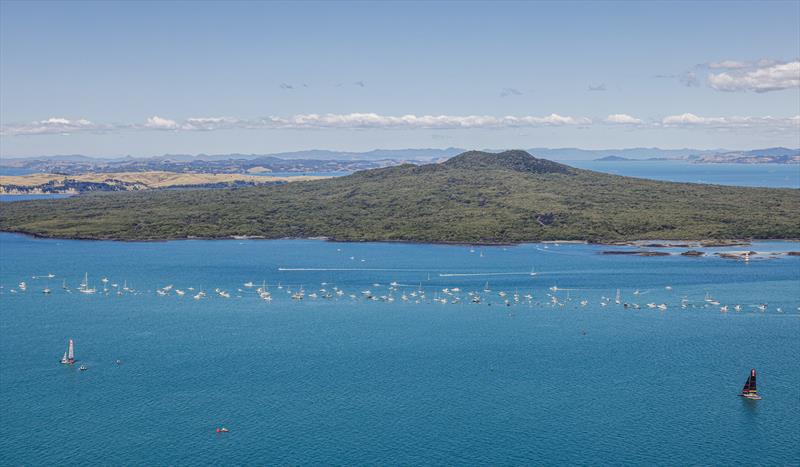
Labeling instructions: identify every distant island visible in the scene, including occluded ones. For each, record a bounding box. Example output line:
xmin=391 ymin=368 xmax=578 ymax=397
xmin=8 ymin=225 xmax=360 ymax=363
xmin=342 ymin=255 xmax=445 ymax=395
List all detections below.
xmin=690 ymin=148 xmax=799 ymax=164
xmin=0 ymin=172 xmax=327 ymax=195
xmin=2 ymin=150 xmax=798 ymax=243
xmin=594 ymin=156 xmax=634 ymax=162
xmin=593 ymin=147 xmax=799 ymax=164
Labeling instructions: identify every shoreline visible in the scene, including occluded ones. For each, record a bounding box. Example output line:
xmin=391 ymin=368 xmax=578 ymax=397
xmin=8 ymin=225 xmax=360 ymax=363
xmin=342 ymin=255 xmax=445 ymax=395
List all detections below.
xmin=1 ymin=229 xmax=798 ymax=247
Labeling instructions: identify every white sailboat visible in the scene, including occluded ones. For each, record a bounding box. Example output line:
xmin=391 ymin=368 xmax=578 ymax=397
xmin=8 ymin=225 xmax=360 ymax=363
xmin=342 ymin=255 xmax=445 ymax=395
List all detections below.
xmin=60 ymin=339 xmax=75 ymax=365
xmin=78 ymin=273 xmax=96 ymax=294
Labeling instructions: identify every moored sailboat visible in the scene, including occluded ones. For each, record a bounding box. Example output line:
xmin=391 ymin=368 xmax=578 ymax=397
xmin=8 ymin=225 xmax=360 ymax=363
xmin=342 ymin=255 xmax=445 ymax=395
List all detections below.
xmin=739 ymin=368 xmax=762 ymax=400
xmin=78 ymin=273 xmax=96 ymax=294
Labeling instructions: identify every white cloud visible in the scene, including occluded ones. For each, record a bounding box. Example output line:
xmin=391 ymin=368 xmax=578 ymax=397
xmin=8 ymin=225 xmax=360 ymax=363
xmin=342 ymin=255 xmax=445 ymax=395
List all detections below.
xmin=3 ymin=112 xmax=798 ymax=136
xmin=605 ymin=114 xmax=643 ymax=124
xmin=145 ymin=116 xmax=179 ymax=129
xmin=661 ymin=112 xmax=800 ymax=130
xmin=259 ymin=113 xmax=591 ymax=129
xmin=0 ymin=117 xmax=102 ymax=136
xmin=708 ymin=60 xmax=800 ymax=93
xmin=708 ymin=60 xmax=750 ymax=69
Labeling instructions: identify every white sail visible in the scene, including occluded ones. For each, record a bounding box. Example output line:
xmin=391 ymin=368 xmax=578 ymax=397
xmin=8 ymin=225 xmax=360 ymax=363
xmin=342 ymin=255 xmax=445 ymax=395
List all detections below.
xmin=67 ymin=339 xmax=74 ymax=360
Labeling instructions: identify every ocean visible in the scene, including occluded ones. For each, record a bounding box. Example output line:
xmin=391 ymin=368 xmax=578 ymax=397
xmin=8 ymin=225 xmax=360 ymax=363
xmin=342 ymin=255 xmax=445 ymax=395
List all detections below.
xmin=0 ymin=233 xmax=798 ymax=465
xmin=567 ymin=160 xmax=800 ymax=188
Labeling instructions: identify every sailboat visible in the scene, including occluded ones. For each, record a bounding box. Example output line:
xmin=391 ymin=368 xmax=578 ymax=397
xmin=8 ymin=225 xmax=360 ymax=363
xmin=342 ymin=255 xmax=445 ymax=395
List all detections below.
xmin=60 ymin=339 xmax=75 ymax=365
xmin=78 ymin=273 xmax=96 ymax=294
xmin=739 ymin=368 xmax=762 ymax=400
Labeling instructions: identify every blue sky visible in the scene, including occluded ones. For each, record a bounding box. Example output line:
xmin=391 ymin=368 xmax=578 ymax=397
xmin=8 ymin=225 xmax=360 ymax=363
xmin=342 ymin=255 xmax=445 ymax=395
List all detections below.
xmin=1 ymin=0 xmax=798 ymax=157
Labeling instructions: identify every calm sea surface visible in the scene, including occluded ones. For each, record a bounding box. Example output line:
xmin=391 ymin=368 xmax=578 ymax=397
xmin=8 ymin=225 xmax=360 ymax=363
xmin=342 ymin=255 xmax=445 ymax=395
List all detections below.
xmin=0 ymin=233 xmax=798 ymax=465
xmin=567 ymin=161 xmax=799 ymax=188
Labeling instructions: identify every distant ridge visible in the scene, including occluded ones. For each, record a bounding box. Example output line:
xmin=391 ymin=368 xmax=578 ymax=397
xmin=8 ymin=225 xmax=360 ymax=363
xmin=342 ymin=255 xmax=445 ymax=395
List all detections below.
xmin=594 ymin=156 xmax=633 ymax=162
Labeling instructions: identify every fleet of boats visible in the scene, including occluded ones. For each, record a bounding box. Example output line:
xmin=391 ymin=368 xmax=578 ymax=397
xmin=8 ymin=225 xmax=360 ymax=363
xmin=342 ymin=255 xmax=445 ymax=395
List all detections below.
xmin=0 ymin=271 xmax=791 ymax=315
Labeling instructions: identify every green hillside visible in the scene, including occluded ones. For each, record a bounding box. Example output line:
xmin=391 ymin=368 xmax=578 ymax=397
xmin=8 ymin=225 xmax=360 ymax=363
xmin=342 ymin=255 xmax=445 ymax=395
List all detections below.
xmin=1 ymin=150 xmax=798 ymax=243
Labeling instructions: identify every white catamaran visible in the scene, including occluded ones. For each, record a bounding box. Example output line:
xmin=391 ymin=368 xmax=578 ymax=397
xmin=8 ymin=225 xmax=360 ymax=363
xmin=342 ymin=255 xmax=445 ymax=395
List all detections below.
xmin=60 ymin=339 xmax=75 ymax=365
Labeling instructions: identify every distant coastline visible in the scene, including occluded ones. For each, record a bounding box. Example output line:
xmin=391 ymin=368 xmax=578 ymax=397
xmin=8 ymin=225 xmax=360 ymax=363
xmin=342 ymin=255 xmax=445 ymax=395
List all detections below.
xmin=0 ymin=171 xmax=330 ymax=195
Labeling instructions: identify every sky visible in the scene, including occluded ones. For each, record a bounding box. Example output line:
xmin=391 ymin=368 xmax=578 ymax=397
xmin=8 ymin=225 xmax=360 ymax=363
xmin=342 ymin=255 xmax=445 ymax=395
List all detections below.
xmin=1 ymin=0 xmax=799 ymax=157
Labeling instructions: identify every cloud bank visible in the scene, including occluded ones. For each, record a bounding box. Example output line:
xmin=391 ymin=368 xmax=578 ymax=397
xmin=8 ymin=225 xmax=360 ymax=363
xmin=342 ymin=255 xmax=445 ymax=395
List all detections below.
xmin=2 ymin=112 xmax=798 ymax=136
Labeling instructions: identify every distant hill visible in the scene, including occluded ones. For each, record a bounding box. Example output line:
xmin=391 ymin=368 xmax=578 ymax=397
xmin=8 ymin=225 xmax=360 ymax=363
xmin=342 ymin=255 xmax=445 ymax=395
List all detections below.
xmin=693 ymin=148 xmax=800 ymax=164
xmin=2 ymin=150 xmax=797 ymax=243
xmin=525 ymin=147 xmax=721 ymax=161
xmin=6 ymin=146 xmax=797 ymax=173
xmin=594 ymin=156 xmax=633 ymax=162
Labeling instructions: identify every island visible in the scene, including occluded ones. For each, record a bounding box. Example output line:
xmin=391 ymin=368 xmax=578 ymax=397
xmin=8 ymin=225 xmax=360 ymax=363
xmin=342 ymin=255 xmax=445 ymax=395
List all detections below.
xmin=1 ymin=150 xmax=798 ymax=243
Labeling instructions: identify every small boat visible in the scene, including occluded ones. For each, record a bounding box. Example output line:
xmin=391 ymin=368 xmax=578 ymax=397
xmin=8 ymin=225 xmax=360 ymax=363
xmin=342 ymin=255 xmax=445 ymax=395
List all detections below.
xmin=18 ymin=281 xmax=27 ymax=291
xmin=216 ymin=427 xmax=230 ymax=433
xmin=42 ymin=287 xmax=51 ymax=294
xmin=79 ymin=365 xmax=88 ymax=371
xmin=739 ymin=368 xmax=762 ymax=400
xmin=244 ymin=281 xmax=254 ymax=288
xmin=60 ymin=339 xmax=75 ymax=365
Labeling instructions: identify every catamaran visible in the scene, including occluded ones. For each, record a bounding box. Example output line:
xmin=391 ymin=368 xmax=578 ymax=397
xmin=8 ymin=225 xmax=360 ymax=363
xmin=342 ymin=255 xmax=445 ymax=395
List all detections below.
xmin=740 ymin=368 xmax=762 ymax=400
xmin=60 ymin=339 xmax=75 ymax=365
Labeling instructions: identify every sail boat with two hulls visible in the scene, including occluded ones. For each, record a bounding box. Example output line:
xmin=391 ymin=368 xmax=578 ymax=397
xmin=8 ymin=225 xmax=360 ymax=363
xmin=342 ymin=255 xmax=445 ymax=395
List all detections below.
xmin=739 ymin=368 xmax=762 ymax=400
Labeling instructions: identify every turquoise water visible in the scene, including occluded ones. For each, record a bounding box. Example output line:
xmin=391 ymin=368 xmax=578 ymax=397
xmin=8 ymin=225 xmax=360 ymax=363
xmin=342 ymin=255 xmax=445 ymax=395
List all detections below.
xmin=568 ymin=161 xmax=799 ymax=188
xmin=1 ymin=233 xmax=798 ymax=465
